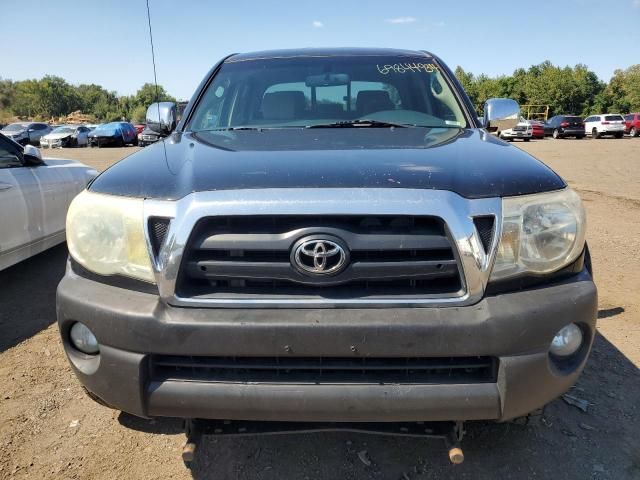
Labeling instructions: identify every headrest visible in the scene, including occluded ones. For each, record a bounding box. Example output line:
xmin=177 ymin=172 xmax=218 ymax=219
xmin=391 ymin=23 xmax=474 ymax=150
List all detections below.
xmin=261 ymin=91 xmax=306 ymax=120
xmin=356 ymin=90 xmax=394 ymax=116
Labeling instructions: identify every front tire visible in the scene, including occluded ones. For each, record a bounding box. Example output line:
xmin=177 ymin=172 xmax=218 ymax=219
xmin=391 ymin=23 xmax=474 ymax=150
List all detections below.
xmin=630 ymin=127 xmax=638 ymax=137
xmin=592 ymin=128 xmax=600 ymax=139
xmin=552 ymin=129 xmax=561 ymax=139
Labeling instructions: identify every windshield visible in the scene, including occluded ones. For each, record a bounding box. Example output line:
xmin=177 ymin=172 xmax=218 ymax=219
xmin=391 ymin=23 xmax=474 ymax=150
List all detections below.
xmin=2 ymin=123 xmax=28 ymax=132
xmin=52 ymin=126 xmax=75 ymax=134
xmin=188 ymin=55 xmax=467 ymax=131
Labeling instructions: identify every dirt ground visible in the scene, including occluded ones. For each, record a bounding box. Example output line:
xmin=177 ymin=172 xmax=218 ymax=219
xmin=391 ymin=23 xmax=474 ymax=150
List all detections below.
xmin=1 ymin=138 xmax=639 ymax=479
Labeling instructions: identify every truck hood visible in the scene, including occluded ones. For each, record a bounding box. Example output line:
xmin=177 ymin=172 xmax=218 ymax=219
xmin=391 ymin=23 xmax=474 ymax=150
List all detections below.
xmin=89 ymin=127 xmax=565 ymax=200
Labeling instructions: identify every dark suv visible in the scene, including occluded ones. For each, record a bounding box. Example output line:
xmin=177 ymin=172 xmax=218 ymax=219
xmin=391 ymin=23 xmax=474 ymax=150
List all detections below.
xmin=624 ymin=113 xmax=640 ymax=137
xmin=544 ymin=115 xmax=585 ymax=139
xmin=57 ymin=49 xmax=596 ymax=453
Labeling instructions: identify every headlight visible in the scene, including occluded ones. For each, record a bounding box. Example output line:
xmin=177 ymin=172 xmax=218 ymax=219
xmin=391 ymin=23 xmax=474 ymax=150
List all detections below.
xmin=491 ymin=188 xmax=586 ymax=281
xmin=66 ymin=190 xmax=155 ymax=283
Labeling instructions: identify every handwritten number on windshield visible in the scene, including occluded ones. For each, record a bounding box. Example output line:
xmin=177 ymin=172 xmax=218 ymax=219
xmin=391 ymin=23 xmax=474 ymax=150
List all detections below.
xmin=376 ymin=63 xmax=439 ymax=75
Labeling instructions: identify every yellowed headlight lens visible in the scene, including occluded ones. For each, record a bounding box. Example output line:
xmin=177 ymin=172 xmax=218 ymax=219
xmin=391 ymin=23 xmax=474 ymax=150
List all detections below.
xmin=491 ymin=188 xmax=586 ymax=281
xmin=66 ymin=190 xmax=155 ymax=283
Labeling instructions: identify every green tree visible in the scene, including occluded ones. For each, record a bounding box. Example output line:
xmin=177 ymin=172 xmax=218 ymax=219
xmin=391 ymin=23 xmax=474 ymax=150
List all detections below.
xmin=130 ymin=105 xmax=148 ymax=123
xmin=76 ymin=83 xmax=120 ymax=119
xmin=603 ymin=65 xmax=640 ymax=113
xmin=133 ymin=83 xmax=175 ymax=109
xmin=456 ymin=61 xmax=607 ymax=117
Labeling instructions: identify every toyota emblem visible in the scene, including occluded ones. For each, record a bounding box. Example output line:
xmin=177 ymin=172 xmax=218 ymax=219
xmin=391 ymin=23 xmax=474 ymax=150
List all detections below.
xmin=292 ymin=237 xmax=348 ymax=275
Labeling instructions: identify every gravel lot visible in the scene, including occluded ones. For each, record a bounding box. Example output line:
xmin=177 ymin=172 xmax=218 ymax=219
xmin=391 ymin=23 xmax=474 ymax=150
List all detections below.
xmin=1 ymin=138 xmax=639 ymax=479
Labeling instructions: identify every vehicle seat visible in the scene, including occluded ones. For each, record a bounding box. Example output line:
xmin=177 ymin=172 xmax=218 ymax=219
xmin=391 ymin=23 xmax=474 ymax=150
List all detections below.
xmin=316 ymin=103 xmax=344 ymax=118
xmin=356 ymin=90 xmax=394 ymax=116
xmin=261 ymin=91 xmax=306 ymax=121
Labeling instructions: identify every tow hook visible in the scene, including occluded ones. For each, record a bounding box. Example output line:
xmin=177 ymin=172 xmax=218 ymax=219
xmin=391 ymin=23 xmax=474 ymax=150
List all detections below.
xmin=181 ymin=419 xmax=465 ymax=467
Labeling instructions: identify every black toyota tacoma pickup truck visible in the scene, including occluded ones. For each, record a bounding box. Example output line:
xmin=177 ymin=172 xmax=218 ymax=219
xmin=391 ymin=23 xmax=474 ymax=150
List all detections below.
xmin=57 ymin=48 xmax=596 ymax=432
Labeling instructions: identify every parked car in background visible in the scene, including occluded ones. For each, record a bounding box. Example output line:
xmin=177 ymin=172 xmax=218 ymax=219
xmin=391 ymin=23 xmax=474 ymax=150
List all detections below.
xmin=499 ymin=120 xmax=532 ymax=141
xmin=0 ymin=133 xmax=97 ymax=270
xmin=0 ymin=122 xmax=52 ymax=146
xmin=624 ymin=113 xmax=640 ymax=137
xmin=584 ymin=114 xmax=625 ymax=139
xmin=544 ymin=116 xmax=585 ymax=139
xmin=40 ymin=125 xmax=91 ymax=148
xmin=137 ymin=125 xmax=163 ymax=147
xmin=134 ymin=124 xmax=146 ymax=135
xmin=525 ymin=120 xmax=545 ymax=139
xmin=88 ymin=122 xmax=138 ymax=147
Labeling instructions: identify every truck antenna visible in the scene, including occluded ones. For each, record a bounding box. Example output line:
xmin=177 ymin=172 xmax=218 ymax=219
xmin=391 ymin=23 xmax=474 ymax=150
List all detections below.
xmin=145 ymin=0 xmax=161 ymax=108
xmin=145 ymin=0 xmax=169 ymax=164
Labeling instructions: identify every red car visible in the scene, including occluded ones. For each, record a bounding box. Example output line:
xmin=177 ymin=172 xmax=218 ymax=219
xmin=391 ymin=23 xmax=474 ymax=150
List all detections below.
xmin=526 ymin=120 xmax=545 ymax=139
xmin=134 ymin=124 xmax=146 ymax=135
xmin=624 ymin=113 xmax=640 ymax=137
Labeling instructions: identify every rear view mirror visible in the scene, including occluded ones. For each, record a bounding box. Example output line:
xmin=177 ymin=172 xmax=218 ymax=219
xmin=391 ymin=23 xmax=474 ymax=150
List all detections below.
xmin=483 ymin=98 xmax=520 ymax=132
xmin=305 ymin=73 xmax=350 ymax=87
xmin=146 ymin=102 xmax=177 ymax=135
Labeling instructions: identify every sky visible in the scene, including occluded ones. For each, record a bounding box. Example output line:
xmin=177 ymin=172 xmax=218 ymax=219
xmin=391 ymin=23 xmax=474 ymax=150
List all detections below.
xmin=2 ymin=0 xmax=639 ymax=100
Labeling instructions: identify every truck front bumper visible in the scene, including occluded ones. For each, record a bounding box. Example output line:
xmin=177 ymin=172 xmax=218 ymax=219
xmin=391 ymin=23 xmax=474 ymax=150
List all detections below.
xmin=57 ymin=268 xmax=597 ymax=422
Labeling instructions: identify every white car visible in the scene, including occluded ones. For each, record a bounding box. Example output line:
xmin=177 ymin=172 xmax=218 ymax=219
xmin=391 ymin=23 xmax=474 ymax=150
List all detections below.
xmin=40 ymin=125 xmax=91 ymax=148
xmin=584 ymin=114 xmax=625 ymax=139
xmin=0 ymin=134 xmax=97 ymax=271
xmin=499 ymin=120 xmax=532 ymax=141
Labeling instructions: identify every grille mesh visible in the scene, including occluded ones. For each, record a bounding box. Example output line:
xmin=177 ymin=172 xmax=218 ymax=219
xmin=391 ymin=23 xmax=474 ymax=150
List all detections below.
xmin=149 ymin=217 xmax=171 ymax=257
xmin=473 ymin=216 xmax=495 ymax=254
xmin=151 ymin=355 xmax=498 ymax=384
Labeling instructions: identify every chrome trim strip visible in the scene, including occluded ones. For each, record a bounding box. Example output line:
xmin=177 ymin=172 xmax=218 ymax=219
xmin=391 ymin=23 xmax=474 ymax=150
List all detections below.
xmin=143 ymin=188 xmax=502 ymax=308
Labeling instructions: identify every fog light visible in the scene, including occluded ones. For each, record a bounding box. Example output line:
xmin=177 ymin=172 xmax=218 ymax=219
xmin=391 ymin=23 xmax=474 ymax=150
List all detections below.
xmin=69 ymin=322 xmax=99 ymax=355
xmin=549 ymin=324 xmax=583 ymax=357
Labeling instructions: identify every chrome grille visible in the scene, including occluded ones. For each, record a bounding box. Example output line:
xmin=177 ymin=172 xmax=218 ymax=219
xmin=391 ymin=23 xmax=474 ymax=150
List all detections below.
xmin=175 ymin=215 xmax=463 ymax=300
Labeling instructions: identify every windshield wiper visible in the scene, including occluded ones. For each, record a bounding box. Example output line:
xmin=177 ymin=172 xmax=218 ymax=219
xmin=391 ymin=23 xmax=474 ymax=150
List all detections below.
xmin=202 ymin=126 xmax=306 ymax=132
xmin=306 ymin=119 xmax=413 ymax=129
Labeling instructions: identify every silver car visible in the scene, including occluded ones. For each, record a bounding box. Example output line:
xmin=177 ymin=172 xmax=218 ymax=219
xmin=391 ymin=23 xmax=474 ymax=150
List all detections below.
xmin=40 ymin=125 xmax=91 ymax=148
xmin=0 ymin=122 xmax=52 ymax=146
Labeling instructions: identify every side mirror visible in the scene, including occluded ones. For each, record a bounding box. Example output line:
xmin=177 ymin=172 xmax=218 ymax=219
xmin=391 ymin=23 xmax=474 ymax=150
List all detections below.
xmin=146 ymin=102 xmax=177 ymax=135
xmin=483 ymin=98 xmax=520 ymax=133
xmin=23 ymin=144 xmax=44 ymax=166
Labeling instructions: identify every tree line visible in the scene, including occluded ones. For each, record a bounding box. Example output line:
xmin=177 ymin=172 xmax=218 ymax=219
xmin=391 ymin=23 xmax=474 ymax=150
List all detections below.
xmin=455 ymin=61 xmax=640 ymax=117
xmin=0 ymin=76 xmax=175 ymax=124
xmin=1 ymin=61 xmax=639 ymax=124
